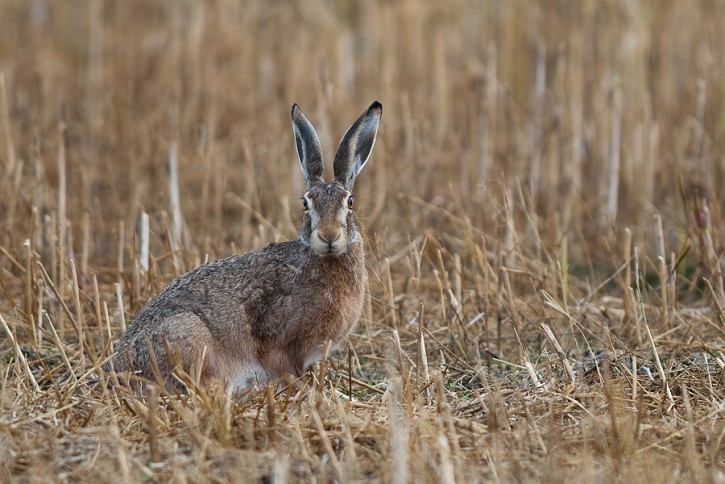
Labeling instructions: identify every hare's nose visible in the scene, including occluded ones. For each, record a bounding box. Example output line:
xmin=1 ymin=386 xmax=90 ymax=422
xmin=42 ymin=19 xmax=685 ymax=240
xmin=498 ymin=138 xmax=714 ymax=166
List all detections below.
xmin=318 ymin=231 xmax=341 ymax=244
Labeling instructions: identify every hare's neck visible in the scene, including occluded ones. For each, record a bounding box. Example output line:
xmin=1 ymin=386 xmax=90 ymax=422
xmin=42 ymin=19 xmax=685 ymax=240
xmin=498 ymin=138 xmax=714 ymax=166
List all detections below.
xmin=318 ymin=240 xmax=365 ymax=280
xmin=323 ymin=238 xmax=363 ymax=268
xmin=345 ymin=239 xmax=365 ymax=269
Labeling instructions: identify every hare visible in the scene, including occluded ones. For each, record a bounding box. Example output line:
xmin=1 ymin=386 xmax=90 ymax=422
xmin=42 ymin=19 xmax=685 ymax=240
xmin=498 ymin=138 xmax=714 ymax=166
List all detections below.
xmin=108 ymin=101 xmax=382 ymax=391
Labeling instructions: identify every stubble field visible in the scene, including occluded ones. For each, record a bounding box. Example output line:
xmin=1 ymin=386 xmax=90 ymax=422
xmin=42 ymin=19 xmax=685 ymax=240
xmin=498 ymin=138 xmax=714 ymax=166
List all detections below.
xmin=1 ymin=1 xmax=725 ymax=482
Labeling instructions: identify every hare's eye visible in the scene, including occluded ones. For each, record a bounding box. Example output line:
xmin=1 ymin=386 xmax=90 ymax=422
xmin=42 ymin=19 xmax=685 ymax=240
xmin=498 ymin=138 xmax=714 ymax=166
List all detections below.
xmin=303 ymin=198 xmax=309 ymax=211
xmin=347 ymin=196 xmax=354 ymax=209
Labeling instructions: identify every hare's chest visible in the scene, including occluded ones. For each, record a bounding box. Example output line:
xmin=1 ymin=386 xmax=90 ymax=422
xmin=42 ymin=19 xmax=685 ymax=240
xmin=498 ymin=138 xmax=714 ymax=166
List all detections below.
xmin=300 ymin=291 xmax=363 ymax=370
xmin=330 ymin=268 xmax=365 ymax=322
xmin=334 ymin=289 xmax=365 ymax=350
xmin=293 ymin=257 xmax=365 ymax=345
xmin=340 ymin=284 xmax=365 ymax=326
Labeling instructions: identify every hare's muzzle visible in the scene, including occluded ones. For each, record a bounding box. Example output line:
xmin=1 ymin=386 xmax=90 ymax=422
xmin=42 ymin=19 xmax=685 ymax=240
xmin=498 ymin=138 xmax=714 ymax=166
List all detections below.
xmin=312 ymin=227 xmax=345 ymax=256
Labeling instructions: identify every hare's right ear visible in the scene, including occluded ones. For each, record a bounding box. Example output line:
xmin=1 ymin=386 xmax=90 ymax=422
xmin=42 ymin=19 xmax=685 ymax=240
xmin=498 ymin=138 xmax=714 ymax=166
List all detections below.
xmin=291 ymin=104 xmax=324 ymax=190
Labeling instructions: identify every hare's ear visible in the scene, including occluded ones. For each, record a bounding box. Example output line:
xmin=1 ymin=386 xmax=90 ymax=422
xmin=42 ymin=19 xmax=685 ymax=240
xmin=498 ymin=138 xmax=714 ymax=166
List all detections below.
xmin=291 ymin=104 xmax=324 ymax=190
xmin=333 ymin=101 xmax=382 ymax=190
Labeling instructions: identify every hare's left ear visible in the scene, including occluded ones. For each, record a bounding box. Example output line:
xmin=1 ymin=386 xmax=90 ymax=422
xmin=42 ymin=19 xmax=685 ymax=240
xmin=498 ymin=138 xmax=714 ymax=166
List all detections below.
xmin=333 ymin=101 xmax=382 ymax=191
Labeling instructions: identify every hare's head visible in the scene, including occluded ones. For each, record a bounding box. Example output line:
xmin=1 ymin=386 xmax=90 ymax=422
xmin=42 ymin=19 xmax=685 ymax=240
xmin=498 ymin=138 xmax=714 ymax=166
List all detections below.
xmin=292 ymin=102 xmax=382 ymax=256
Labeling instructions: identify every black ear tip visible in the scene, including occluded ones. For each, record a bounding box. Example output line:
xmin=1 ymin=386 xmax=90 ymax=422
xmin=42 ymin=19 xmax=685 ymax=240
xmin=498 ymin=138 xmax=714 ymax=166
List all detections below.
xmin=291 ymin=103 xmax=301 ymax=118
xmin=369 ymin=100 xmax=382 ymax=113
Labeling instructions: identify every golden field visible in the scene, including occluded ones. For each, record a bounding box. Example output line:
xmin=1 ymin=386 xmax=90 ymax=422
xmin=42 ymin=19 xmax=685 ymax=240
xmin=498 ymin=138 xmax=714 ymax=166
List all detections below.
xmin=1 ymin=0 xmax=725 ymax=482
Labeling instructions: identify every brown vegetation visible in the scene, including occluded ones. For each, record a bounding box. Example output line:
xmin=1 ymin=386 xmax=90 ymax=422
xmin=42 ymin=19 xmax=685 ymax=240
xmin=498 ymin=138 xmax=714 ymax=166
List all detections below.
xmin=1 ymin=1 xmax=724 ymax=482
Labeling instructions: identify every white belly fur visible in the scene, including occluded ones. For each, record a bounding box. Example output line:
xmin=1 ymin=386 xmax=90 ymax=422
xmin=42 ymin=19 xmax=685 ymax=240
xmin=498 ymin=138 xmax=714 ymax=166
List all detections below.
xmin=228 ymin=362 xmax=272 ymax=390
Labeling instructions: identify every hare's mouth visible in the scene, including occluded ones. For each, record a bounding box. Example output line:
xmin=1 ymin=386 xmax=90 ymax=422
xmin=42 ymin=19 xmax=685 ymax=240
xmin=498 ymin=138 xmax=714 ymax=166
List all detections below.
xmin=311 ymin=242 xmax=346 ymax=257
xmin=310 ymin=231 xmax=347 ymax=256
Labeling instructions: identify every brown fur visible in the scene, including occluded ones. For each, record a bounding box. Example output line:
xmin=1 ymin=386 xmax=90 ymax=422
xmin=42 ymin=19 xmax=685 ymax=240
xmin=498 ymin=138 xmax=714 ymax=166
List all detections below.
xmin=107 ymin=102 xmax=382 ymax=391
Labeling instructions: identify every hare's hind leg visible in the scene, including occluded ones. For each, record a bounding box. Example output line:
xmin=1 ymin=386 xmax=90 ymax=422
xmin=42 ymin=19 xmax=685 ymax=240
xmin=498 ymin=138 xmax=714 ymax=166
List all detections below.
xmin=110 ymin=313 xmax=221 ymax=392
xmin=157 ymin=312 xmax=222 ymax=388
xmin=114 ymin=313 xmax=221 ymax=390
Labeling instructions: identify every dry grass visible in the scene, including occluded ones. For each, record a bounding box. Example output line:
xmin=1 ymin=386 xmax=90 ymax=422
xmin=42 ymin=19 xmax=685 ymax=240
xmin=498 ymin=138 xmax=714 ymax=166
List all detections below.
xmin=1 ymin=0 xmax=725 ymax=482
